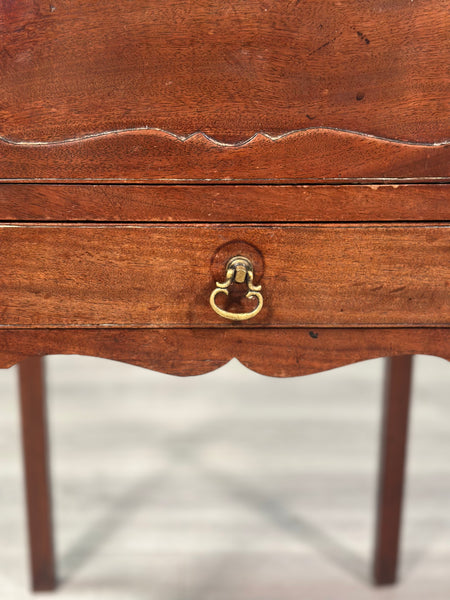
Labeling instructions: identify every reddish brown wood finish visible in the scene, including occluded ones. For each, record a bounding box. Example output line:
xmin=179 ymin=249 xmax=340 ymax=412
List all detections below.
xmin=0 ymin=223 xmax=448 ymax=328
xmin=18 ymin=357 xmax=55 ymax=592
xmin=1 ymin=0 xmax=448 ymax=182
xmin=374 ymin=355 xmax=413 ymax=585
xmin=1 ymin=1 xmax=448 ymax=145
xmin=2 ymin=0 xmax=449 ymax=591
xmin=1 ymin=328 xmax=448 ymax=376
xmin=0 ymin=184 xmax=449 ymax=222
xmin=0 ymin=130 xmax=448 ymax=183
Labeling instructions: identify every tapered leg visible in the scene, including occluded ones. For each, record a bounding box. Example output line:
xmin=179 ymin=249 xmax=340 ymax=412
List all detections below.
xmin=373 ymin=355 xmax=413 ymax=585
xmin=18 ymin=356 xmax=56 ymax=592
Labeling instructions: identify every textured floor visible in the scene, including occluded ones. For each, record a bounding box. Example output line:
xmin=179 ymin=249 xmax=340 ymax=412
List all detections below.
xmin=0 ymin=354 xmax=449 ymax=599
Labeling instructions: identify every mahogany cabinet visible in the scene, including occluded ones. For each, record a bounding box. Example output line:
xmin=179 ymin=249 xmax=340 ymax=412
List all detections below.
xmin=1 ymin=0 xmax=448 ymax=592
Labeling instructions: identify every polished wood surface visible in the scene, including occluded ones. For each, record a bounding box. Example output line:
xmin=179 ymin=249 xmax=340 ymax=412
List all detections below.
xmin=1 ymin=0 xmax=448 ymax=592
xmin=18 ymin=357 xmax=55 ymax=592
xmin=0 ymin=224 xmax=448 ymax=328
xmin=0 ymin=184 xmax=449 ymax=222
xmin=1 ymin=129 xmax=448 ymax=183
xmin=0 ymin=328 xmax=447 ymax=376
xmin=1 ymin=0 xmax=447 ymax=144
xmin=374 ymin=355 xmax=413 ymax=585
xmin=1 ymin=1 xmax=448 ymax=182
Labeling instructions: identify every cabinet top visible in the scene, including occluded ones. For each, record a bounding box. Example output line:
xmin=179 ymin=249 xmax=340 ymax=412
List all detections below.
xmin=1 ymin=0 xmax=448 ymax=182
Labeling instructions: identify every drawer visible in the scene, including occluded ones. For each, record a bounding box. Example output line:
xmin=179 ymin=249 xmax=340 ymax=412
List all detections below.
xmin=0 ymin=184 xmax=449 ymax=222
xmin=0 ymin=223 xmax=448 ymax=328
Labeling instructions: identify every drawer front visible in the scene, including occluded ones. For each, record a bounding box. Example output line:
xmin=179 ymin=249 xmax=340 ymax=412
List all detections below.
xmin=0 ymin=224 xmax=448 ymax=328
xmin=0 ymin=184 xmax=449 ymax=223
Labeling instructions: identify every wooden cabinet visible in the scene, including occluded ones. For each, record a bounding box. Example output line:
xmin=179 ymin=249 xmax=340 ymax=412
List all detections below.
xmin=1 ymin=0 xmax=448 ymax=592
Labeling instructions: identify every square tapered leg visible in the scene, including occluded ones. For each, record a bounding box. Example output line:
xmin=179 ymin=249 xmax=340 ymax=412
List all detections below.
xmin=18 ymin=356 xmax=56 ymax=592
xmin=373 ymin=355 xmax=413 ymax=585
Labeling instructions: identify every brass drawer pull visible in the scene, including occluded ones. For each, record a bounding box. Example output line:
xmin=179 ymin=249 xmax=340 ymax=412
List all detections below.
xmin=210 ymin=256 xmax=263 ymax=321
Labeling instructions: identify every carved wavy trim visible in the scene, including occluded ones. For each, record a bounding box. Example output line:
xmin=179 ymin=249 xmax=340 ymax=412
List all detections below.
xmin=0 ymin=127 xmax=449 ymax=148
xmin=1 ymin=127 xmax=448 ymax=181
xmin=0 ymin=328 xmax=447 ymax=375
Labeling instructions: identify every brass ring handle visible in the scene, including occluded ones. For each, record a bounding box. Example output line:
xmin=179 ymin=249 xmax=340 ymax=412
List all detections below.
xmin=209 ymin=256 xmax=263 ymax=321
xmin=210 ymin=288 xmax=263 ymax=321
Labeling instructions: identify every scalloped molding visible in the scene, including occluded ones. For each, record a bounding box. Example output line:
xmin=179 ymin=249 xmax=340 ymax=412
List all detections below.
xmin=1 ymin=127 xmax=449 ymax=147
xmin=0 ymin=328 xmax=448 ymax=376
xmin=1 ymin=127 xmax=448 ymax=181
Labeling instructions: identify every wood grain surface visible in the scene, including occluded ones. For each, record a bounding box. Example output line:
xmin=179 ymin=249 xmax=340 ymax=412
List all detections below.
xmin=0 ymin=223 xmax=448 ymax=328
xmin=0 ymin=130 xmax=448 ymax=183
xmin=18 ymin=357 xmax=55 ymax=592
xmin=374 ymin=355 xmax=413 ymax=586
xmin=1 ymin=0 xmax=448 ymax=144
xmin=0 ymin=328 xmax=447 ymax=375
xmin=0 ymin=184 xmax=449 ymax=222
xmin=2 ymin=2 xmax=448 ymax=594
xmin=1 ymin=1 xmax=448 ymax=182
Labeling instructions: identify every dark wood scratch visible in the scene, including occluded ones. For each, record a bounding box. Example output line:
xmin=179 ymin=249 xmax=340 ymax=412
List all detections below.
xmin=308 ymin=32 xmax=342 ymax=56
